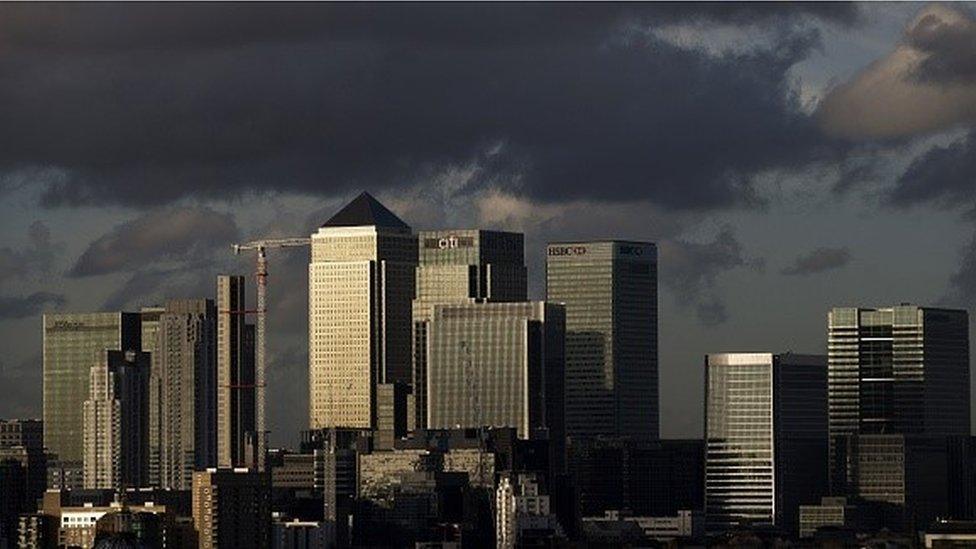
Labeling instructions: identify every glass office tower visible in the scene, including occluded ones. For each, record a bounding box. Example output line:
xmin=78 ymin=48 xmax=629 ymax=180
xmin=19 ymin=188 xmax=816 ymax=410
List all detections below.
xmin=308 ymin=192 xmax=417 ymax=430
xmin=426 ymin=301 xmax=564 ymax=440
xmin=546 ymin=241 xmax=658 ymax=439
xmin=413 ymin=229 xmax=527 ymax=428
xmin=705 ymin=353 xmax=827 ymax=535
xmin=827 ymin=305 xmax=970 ymax=491
xmin=43 ymin=312 xmax=141 ymax=463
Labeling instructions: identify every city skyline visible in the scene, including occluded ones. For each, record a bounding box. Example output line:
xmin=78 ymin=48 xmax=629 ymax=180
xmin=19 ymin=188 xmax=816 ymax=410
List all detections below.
xmin=1 ymin=3 xmax=975 ymax=449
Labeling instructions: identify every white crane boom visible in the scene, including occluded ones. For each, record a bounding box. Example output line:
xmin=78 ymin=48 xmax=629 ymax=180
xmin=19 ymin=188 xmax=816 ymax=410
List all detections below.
xmin=232 ymin=236 xmax=311 ymax=471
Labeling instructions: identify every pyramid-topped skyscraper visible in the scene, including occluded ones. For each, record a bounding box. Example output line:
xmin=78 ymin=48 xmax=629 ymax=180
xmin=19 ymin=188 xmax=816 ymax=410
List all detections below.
xmin=308 ymin=192 xmax=417 ymax=430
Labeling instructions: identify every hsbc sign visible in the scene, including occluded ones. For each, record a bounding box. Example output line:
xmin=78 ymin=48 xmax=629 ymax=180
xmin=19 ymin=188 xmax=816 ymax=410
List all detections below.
xmin=547 ymin=246 xmax=587 ymax=256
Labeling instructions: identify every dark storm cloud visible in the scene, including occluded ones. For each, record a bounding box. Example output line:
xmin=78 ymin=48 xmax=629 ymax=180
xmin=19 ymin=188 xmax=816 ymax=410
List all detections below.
xmin=0 ymin=292 xmax=66 ymax=319
xmin=68 ymin=207 xmax=239 ymax=277
xmin=0 ymin=3 xmax=852 ymax=211
xmin=781 ymin=247 xmax=851 ymax=276
xmin=0 ymin=354 xmax=42 ymax=418
xmin=889 ymin=131 xmax=976 ymax=212
xmin=942 ymin=230 xmax=976 ymax=311
xmin=0 ymin=221 xmax=60 ymax=284
xmin=906 ymin=4 xmax=976 ymax=84
xmin=660 ymin=227 xmax=764 ymax=324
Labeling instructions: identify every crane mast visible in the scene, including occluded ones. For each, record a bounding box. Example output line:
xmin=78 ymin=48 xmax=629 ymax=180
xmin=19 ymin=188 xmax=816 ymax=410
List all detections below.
xmin=232 ymin=237 xmax=310 ymax=471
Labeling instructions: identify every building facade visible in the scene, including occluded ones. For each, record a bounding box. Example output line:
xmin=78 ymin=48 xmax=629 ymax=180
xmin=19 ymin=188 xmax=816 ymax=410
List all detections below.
xmin=704 ymin=353 xmax=827 ymax=534
xmin=192 ymin=468 xmax=271 ymax=549
xmin=43 ymin=312 xmax=141 ymax=464
xmin=413 ymin=229 xmax=527 ymax=429
xmin=425 ymin=302 xmax=565 ymax=452
xmin=308 ymin=192 xmax=417 ymax=430
xmin=827 ymin=306 xmax=970 ymax=492
xmin=217 ymin=275 xmax=256 ymax=468
xmin=546 ymin=241 xmax=658 ymax=439
xmin=149 ymin=299 xmax=217 ymax=489
xmin=83 ymin=350 xmax=150 ymax=489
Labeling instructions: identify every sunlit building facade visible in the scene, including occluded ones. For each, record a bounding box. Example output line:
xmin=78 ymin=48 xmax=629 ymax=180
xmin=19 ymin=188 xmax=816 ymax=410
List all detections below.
xmin=705 ymin=352 xmax=827 ymax=534
xmin=309 ymin=192 xmax=417 ymax=430
xmin=412 ymin=229 xmax=527 ymax=429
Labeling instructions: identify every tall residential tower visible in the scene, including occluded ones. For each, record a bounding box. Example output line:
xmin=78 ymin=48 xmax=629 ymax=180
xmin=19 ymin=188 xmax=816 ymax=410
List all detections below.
xmin=216 ymin=275 xmax=256 ymax=468
xmin=308 ymin=192 xmax=417 ymax=430
xmin=546 ymin=241 xmax=658 ymax=439
xmin=148 ymin=299 xmax=217 ymax=489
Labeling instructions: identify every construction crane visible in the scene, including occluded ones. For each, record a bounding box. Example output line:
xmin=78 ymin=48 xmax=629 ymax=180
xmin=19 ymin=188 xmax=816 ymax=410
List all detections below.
xmin=232 ymin=237 xmax=311 ymax=471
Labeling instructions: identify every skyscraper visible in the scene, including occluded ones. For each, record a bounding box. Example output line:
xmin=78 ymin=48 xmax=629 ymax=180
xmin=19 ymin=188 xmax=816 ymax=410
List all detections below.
xmin=149 ymin=299 xmax=217 ymax=489
xmin=43 ymin=312 xmax=141 ymax=464
xmin=82 ymin=350 xmax=150 ymax=489
xmin=704 ymin=353 xmax=827 ymax=534
xmin=216 ymin=275 xmax=256 ymax=468
xmin=828 ymin=305 xmax=970 ymax=440
xmin=426 ymin=301 xmax=565 ymax=468
xmin=827 ymin=306 xmax=970 ymax=491
xmin=413 ymin=229 xmax=527 ymax=428
xmin=140 ymin=306 xmax=166 ymax=355
xmin=308 ymin=192 xmax=417 ymax=430
xmin=545 ymin=241 xmax=658 ymax=439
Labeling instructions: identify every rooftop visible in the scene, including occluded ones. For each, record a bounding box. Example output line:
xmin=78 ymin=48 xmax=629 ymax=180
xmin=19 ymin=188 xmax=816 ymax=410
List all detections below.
xmin=321 ymin=191 xmax=410 ymax=230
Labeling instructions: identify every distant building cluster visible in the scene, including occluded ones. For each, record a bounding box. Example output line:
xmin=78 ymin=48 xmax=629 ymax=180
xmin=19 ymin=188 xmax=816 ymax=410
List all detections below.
xmin=1 ymin=192 xmax=972 ymax=548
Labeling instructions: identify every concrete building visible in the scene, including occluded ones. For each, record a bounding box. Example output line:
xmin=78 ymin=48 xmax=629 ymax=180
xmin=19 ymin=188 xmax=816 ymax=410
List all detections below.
xmin=309 ymin=192 xmax=417 ymax=430
xmin=1 ymin=420 xmax=46 ymax=549
xmin=546 ymin=241 xmax=658 ymax=439
xmin=581 ymin=510 xmax=704 ymax=544
xmin=496 ymin=473 xmax=563 ymax=549
xmin=923 ymin=520 xmax=976 ymax=548
xmin=0 ymin=419 xmax=45 ymax=506
xmin=149 ymin=299 xmax=217 ymax=490
xmin=216 ymin=275 xmax=257 ymax=469
xmin=425 ymin=301 xmax=565 ymax=468
xmin=82 ymin=350 xmax=150 ymax=489
xmin=828 ymin=306 xmax=970 ymax=491
xmin=704 ymin=353 xmax=827 ymax=535
xmin=413 ymin=229 xmax=527 ymax=429
xmin=43 ymin=312 xmax=141 ymax=464
xmin=38 ymin=490 xmax=175 ymax=549
xmin=16 ymin=513 xmax=58 ymax=549
xmin=192 ymin=468 xmax=271 ymax=549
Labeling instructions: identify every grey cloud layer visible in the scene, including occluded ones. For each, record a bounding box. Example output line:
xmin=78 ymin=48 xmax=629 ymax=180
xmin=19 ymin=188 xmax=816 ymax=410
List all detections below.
xmin=660 ymin=227 xmax=764 ymax=325
xmin=906 ymin=4 xmax=976 ymax=83
xmin=818 ymin=4 xmax=976 ymax=140
xmin=0 ymin=4 xmax=854 ymax=211
xmin=0 ymin=292 xmax=66 ymax=319
xmin=781 ymin=247 xmax=851 ymax=276
xmin=68 ymin=207 xmax=239 ymax=277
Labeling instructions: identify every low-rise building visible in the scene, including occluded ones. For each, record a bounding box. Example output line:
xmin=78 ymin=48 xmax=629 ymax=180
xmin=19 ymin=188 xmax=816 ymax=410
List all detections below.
xmin=581 ymin=509 xmax=703 ymax=544
xmin=192 ymin=468 xmax=270 ymax=549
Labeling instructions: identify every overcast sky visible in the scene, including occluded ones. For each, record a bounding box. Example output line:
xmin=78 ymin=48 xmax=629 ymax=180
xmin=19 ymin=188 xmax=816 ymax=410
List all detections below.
xmin=1 ymin=2 xmax=975 ymax=446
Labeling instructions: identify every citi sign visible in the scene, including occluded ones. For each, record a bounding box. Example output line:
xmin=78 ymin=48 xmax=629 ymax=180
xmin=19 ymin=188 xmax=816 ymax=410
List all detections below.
xmin=548 ymin=246 xmax=587 ymax=256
